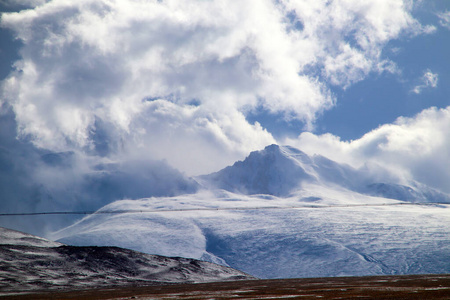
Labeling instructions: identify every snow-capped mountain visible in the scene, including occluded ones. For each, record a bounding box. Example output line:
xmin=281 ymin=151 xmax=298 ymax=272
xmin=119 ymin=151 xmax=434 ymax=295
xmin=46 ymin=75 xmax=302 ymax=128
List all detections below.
xmin=0 ymin=227 xmax=255 ymax=295
xmin=51 ymin=144 xmax=450 ymax=279
xmin=199 ymin=144 xmax=450 ymax=203
xmin=197 ymin=145 xmax=316 ymax=196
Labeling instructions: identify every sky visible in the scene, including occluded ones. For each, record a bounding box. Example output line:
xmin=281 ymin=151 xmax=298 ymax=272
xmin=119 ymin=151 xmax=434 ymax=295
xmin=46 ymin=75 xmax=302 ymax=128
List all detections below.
xmin=0 ymin=0 xmax=449 ymax=233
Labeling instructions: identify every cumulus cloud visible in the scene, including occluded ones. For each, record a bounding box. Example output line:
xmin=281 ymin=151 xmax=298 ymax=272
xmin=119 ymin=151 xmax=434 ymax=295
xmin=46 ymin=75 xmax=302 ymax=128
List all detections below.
xmin=0 ymin=0 xmax=431 ymax=175
xmin=121 ymin=99 xmax=275 ymax=174
xmin=286 ymin=106 xmax=450 ymax=193
xmin=412 ymin=69 xmax=439 ymax=94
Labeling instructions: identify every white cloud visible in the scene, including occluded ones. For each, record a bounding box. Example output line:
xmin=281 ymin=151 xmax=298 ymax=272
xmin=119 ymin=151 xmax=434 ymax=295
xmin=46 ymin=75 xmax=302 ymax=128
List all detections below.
xmin=123 ymin=99 xmax=275 ymax=175
xmin=412 ymin=69 xmax=439 ymax=94
xmin=286 ymin=106 xmax=450 ymax=193
xmin=438 ymin=11 xmax=450 ymax=30
xmin=0 ymin=0 xmax=433 ymax=174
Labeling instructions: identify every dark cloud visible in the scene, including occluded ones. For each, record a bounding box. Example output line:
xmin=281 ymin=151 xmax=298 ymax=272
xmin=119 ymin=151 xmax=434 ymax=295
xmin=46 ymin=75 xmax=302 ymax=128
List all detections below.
xmin=0 ymin=103 xmax=199 ymax=235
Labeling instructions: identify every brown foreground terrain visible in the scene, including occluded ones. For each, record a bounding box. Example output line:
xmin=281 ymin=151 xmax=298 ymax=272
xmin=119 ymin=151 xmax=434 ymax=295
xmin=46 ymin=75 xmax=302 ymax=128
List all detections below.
xmin=5 ymin=274 xmax=450 ymax=300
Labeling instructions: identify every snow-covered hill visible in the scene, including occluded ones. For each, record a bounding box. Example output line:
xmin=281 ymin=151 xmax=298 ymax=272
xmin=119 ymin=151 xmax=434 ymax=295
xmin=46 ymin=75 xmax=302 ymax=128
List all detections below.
xmin=50 ymin=144 xmax=450 ymax=279
xmin=0 ymin=227 xmax=255 ymax=295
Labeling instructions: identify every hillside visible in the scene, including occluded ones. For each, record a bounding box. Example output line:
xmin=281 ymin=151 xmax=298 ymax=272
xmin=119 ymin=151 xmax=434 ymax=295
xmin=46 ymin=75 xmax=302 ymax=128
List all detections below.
xmin=0 ymin=227 xmax=255 ymax=296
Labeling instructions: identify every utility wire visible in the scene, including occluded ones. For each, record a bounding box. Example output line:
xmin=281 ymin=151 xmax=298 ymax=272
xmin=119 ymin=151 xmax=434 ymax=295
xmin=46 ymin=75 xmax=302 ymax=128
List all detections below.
xmin=0 ymin=202 xmax=446 ymax=216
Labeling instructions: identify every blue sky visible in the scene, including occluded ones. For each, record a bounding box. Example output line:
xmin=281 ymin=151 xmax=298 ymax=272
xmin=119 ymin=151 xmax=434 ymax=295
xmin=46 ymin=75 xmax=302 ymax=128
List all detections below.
xmin=0 ymin=0 xmax=449 ymax=209
xmin=246 ymin=2 xmax=450 ymax=141
xmin=320 ymin=4 xmax=450 ymax=141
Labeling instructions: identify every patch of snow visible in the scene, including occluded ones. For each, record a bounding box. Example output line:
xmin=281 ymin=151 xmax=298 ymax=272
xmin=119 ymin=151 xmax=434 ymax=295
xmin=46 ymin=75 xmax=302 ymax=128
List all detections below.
xmin=0 ymin=227 xmax=62 ymax=247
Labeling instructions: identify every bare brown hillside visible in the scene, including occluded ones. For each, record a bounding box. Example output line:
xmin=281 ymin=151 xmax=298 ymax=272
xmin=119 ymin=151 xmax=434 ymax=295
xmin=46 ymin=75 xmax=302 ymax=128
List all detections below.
xmin=6 ymin=274 xmax=450 ymax=300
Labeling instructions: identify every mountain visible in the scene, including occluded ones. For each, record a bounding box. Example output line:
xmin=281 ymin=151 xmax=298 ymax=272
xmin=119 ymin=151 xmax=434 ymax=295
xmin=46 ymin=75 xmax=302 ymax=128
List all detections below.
xmin=0 ymin=227 xmax=255 ymax=295
xmin=197 ymin=145 xmax=316 ymax=196
xmin=199 ymin=144 xmax=450 ymax=203
xmin=49 ymin=145 xmax=450 ymax=279
xmin=362 ymin=182 xmax=450 ymax=203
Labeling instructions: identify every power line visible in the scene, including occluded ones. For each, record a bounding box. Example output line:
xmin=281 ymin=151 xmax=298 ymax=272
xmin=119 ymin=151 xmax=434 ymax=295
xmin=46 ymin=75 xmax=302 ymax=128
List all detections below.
xmin=0 ymin=202 xmax=446 ymax=216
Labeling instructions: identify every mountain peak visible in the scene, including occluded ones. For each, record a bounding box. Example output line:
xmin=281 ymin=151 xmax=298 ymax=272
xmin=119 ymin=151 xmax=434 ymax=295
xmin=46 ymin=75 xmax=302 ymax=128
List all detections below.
xmin=262 ymin=143 xmax=281 ymax=152
xmin=199 ymin=144 xmax=315 ymax=196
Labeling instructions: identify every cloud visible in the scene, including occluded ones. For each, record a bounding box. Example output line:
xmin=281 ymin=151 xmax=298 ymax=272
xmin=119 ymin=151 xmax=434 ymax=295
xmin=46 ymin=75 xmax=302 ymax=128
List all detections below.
xmin=1 ymin=0 xmax=446 ymax=233
xmin=122 ymin=99 xmax=275 ymax=174
xmin=0 ymin=0 xmax=432 ymax=175
xmin=286 ymin=106 xmax=450 ymax=193
xmin=438 ymin=11 xmax=450 ymax=30
xmin=0 ymin=0 xmax=47 ymax=8
xmin=412 ymin=69 xmax=439 ymax=94
xmin=0 ymin=102 xmax=204 ymax=236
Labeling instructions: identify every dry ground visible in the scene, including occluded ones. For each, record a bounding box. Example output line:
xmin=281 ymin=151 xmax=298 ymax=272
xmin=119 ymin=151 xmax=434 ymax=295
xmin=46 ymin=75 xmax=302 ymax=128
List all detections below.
xmin=4 ymin=274 xmax=450 ymax=300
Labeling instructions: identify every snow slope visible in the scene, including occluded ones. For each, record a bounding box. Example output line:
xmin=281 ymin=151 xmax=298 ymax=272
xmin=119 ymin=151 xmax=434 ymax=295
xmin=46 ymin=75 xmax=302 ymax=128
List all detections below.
xmin=52 ymin=191 xmax=450 ymax=279
xmin=0 ymin=227 xmax=255 ymax=295
xmin=51 ymin=145 xmax=450 ymax=279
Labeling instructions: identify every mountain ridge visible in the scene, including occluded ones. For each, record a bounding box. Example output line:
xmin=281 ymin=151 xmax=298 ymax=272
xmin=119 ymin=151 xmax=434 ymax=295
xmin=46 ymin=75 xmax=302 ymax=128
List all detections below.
xmin=199 ymin=144 xmax=450 ymax=203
